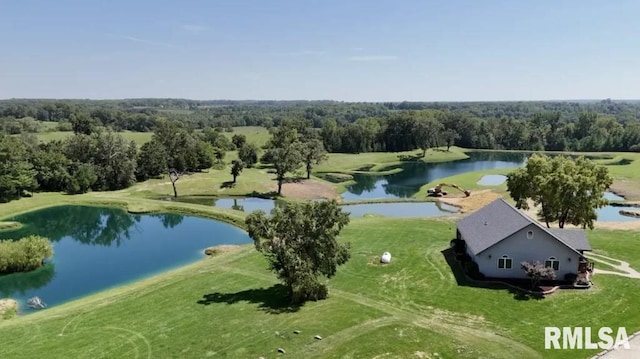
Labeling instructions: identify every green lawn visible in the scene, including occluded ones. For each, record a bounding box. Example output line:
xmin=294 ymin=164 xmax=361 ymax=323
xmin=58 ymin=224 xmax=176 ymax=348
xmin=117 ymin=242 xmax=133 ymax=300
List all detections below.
xmin=1 ymin=147 xmax=639 ymax=357
xmin=35 ymin=131 xmax=153 ymax=146
xmin=32 ymin=126 xmax=269 ymax=149
xmin=0 ymin=215 xmax=638 ymax=358
xmin=222 ymin=126 xmax=271 ymax=148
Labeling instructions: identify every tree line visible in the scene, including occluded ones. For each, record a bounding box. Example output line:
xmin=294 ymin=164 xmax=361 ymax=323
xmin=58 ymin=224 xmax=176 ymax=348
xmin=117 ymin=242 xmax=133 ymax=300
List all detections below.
xmin=0 ymin=120 xmax=245 ymax=202
xmin=3 ymin=99 xmax=640 ymax=153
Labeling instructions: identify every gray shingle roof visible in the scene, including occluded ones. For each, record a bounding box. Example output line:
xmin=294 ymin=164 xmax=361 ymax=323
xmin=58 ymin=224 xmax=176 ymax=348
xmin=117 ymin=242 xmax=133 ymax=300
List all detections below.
xmin=457 ymin=198 xmax=591 ymax=255
xmin=457 ymin=199 xmax=532 ymax=255
xmin=547 ymin=228 xmax=592 ymax=251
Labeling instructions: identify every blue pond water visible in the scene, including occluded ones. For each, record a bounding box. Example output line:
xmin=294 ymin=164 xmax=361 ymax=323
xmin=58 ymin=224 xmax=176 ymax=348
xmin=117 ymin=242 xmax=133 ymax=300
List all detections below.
xmin=171 ymin=196 xmax=278 ymax=213
xmin=477 ymin=175 xmax=507 ymax=186
xmin=0 ymin=206 xmax=251 ymax=312
xmin=343 ymin=202 xmax=459 ymax=218
xmin=603 ymin=192 xmax=625 ymax=201
xmin=343 ymin=151 xmax=527 ymax=200
xmin=596 ymin=205 xmax=640 ymax=222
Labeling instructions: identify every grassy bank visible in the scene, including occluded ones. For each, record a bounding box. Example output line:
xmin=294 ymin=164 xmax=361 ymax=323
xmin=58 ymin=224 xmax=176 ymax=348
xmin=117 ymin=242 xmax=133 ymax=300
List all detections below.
xmin=0 ymin=217 xmax=638 ymax=358
xmin=316 ymin=147 xmax=469 ymax=174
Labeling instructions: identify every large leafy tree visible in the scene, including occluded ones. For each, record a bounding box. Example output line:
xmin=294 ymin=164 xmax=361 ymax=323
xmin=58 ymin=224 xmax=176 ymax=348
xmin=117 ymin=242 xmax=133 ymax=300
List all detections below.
xmin=92 ymin=131 xmax=137 ymax=191
xmin=262 ymin=125 xmax=303 ymax=194
xmin=136 ymin=139 xmax=168 ymax=181
xmin=507 ymin=154 xmax=612 ymax=229
xmin=230 ymin=159 xmax=244 ymax=183
xmin=231 ymin=134 xmax=246 ymax=149
xmin=30 ymin=140 xmax=71 ymax=191
xmin=245 ymin=200 xmax=351 ymax=303
xmin=153 ymin=120 xmax=215 ymax=172
xmin=301 ymin=138 xmax=327 ymax=179
xmin=238 ymin=143 xmax=259 ymax=168
xmin=413 ymin=116 xmax=443 ymax=156
xmin=0 ymin=135 xmax=37 ymax=202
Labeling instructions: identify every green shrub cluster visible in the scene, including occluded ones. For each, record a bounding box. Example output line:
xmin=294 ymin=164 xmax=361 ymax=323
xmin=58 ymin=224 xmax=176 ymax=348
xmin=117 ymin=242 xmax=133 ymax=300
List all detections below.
xmin=0 ymin=235 xmax=53 ymax=274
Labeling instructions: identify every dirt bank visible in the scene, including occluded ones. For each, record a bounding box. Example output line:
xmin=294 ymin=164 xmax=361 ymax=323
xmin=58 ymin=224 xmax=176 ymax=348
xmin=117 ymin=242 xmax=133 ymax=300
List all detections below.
xmin=437 ymin=189 xmax=501 ymax=213
xmin=272 ymin=179 xmax=340 ymax=200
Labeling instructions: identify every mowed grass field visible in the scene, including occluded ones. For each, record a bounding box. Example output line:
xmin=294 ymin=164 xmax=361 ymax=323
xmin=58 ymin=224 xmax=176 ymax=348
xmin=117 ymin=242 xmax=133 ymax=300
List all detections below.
xmin=34 ymin=130 xmax=154 ymax=146
xmin=0 ymin=214 xmax=638 ymax=358
xmin=32 ymin=126 xmax=271 ymax=148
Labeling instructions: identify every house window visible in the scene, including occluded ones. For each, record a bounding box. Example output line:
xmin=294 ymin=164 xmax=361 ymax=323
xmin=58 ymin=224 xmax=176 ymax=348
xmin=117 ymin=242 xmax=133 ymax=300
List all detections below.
xmin=498 ymin=255 xmax=513 ymax=269
xmin=526 ymin=230 xmax=534 ymax=239
xmin=545 ymin=257 xmax=560 ymax=271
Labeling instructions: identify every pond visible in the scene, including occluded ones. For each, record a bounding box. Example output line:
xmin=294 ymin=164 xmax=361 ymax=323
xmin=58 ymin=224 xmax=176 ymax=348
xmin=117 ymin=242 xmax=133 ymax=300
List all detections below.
xmin=342 ymin=151 xmax=527 ymax=201
xmin=0 ymin=206 xmax=251 ymax=312
xmin=343 ymin=202 xmax=459 ymax=218
xmin=477 ymin=174 xmax=507 ymax=186
xmin=603 ymin=191 xmax=625 ymax=201
xmin=597 ymin=205 xmax=640 ymax=222
xmin=170 ymin=196 xmax=277 ymax=213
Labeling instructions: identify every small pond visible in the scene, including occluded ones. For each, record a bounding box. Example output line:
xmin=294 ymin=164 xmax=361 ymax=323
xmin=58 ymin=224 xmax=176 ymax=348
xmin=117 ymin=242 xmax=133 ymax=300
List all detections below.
xmin=597 ymin=205 xmax=640 ymax=222
xmin=343 ymin=202 xmax=459 ymax=218
xmin=342 ymin=151 xmax=527 ymax=201
xmin=0 ymin=206 xmax=251 ymax=312
xmin=170 ymin=196 xmax=277 ymax=213
xmin=477 ymin=174 xmax=507 ymax=186
xmin=603 ymin=191 xmax=625 ymax=201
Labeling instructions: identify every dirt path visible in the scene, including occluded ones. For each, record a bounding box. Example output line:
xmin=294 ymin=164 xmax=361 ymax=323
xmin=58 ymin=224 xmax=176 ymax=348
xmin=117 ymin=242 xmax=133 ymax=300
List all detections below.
xmin=437 ymin=189 xmax=501 ymax=213
xmin=273 ymin=179 xmax=340 ymax=200
xmin=586 ymin=253 xmax=640 ymax=279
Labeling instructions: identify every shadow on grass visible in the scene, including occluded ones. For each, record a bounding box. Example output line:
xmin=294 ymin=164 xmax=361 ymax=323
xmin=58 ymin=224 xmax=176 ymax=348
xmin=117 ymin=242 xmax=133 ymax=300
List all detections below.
xmin=197 ymin=284 xmax=303 ymax=314
xmin=249 ymin=190 xmax=279 ymax=199
xmin=397 ymin=153 xmax=424 ymax=162
xmin=441 ymin=247 xmax=543 ymax=301
xmin=220 ymin=181 xmax=235 ymax=189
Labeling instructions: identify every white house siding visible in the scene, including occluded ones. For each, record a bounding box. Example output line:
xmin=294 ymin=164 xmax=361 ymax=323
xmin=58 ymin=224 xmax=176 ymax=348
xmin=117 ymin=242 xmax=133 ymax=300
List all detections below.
xmin=468 ymin=224 xmax=581 ymax=279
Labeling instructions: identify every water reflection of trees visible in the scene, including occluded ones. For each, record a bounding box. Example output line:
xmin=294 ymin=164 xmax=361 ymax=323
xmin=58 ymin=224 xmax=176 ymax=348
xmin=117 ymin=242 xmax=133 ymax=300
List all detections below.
xmin=346 ymin=174 xmax=381 ymax=195
xmin=150 ymin=213 xmax=185 ymax=229
xmin=7 ymin=206 xmax=144 ymax=247
xmin=0 ymin=262 xmax=55 ymax=297
xmin=345 ymin=152 xmax=529 ymax=198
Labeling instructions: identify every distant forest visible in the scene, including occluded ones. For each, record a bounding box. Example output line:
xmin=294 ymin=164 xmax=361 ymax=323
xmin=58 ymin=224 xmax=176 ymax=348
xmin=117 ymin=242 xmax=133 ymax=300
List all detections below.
xmin=2 ymin=98 xmax=640 ymax=153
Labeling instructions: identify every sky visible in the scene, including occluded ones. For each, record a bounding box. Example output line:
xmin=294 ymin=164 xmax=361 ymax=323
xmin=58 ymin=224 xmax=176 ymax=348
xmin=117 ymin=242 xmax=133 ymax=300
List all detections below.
xmin=1 ymin=0 xmax=639 ymax=101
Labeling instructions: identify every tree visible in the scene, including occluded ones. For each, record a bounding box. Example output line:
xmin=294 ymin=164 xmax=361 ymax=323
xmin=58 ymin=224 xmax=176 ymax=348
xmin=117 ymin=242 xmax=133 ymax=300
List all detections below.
xmin=0 ymin=135 xmax=37 ymax=202
xmin=91 ymin=131 xmax=137 ymax=191
xmin=136 ymin=139 xmax=168 ymax=181
xmin=521 ymin=261 xmax=556 ymax=289
xmin=301 ymin=139 xmax=327 ymax=179
xmin=507 ymin=154 xmax=612 ymax=229
xmin=413 ymin=117 xmax=443 ymax=156
xmin=245 ymin=200 xmax=351 ymax=303
xmin=262 ymin=126 xmax=303 ymax=195
xmin=29 ymin=140 xmax=70 ymax=191
xmin=231 ymin=159 xmax=244 ymax=183
xmin=168 ymin=169 xmax=181 ymax=198
xmin=441 ymin=129 xmax=460 ymax=151
xmin=66 ymin=163 xmax=97 ymax=194
xmin=238 ymin=143 xmax=259 ymax=168
xmin=213 ymin=147 xmax=226 ymax=165
xmin=194 ymin=140 xmax=214 ymax=170
xmin=231 ymin=134 xmax=246 ymax=149
xmin=70 ymin=113 xmax=95 ymax=135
